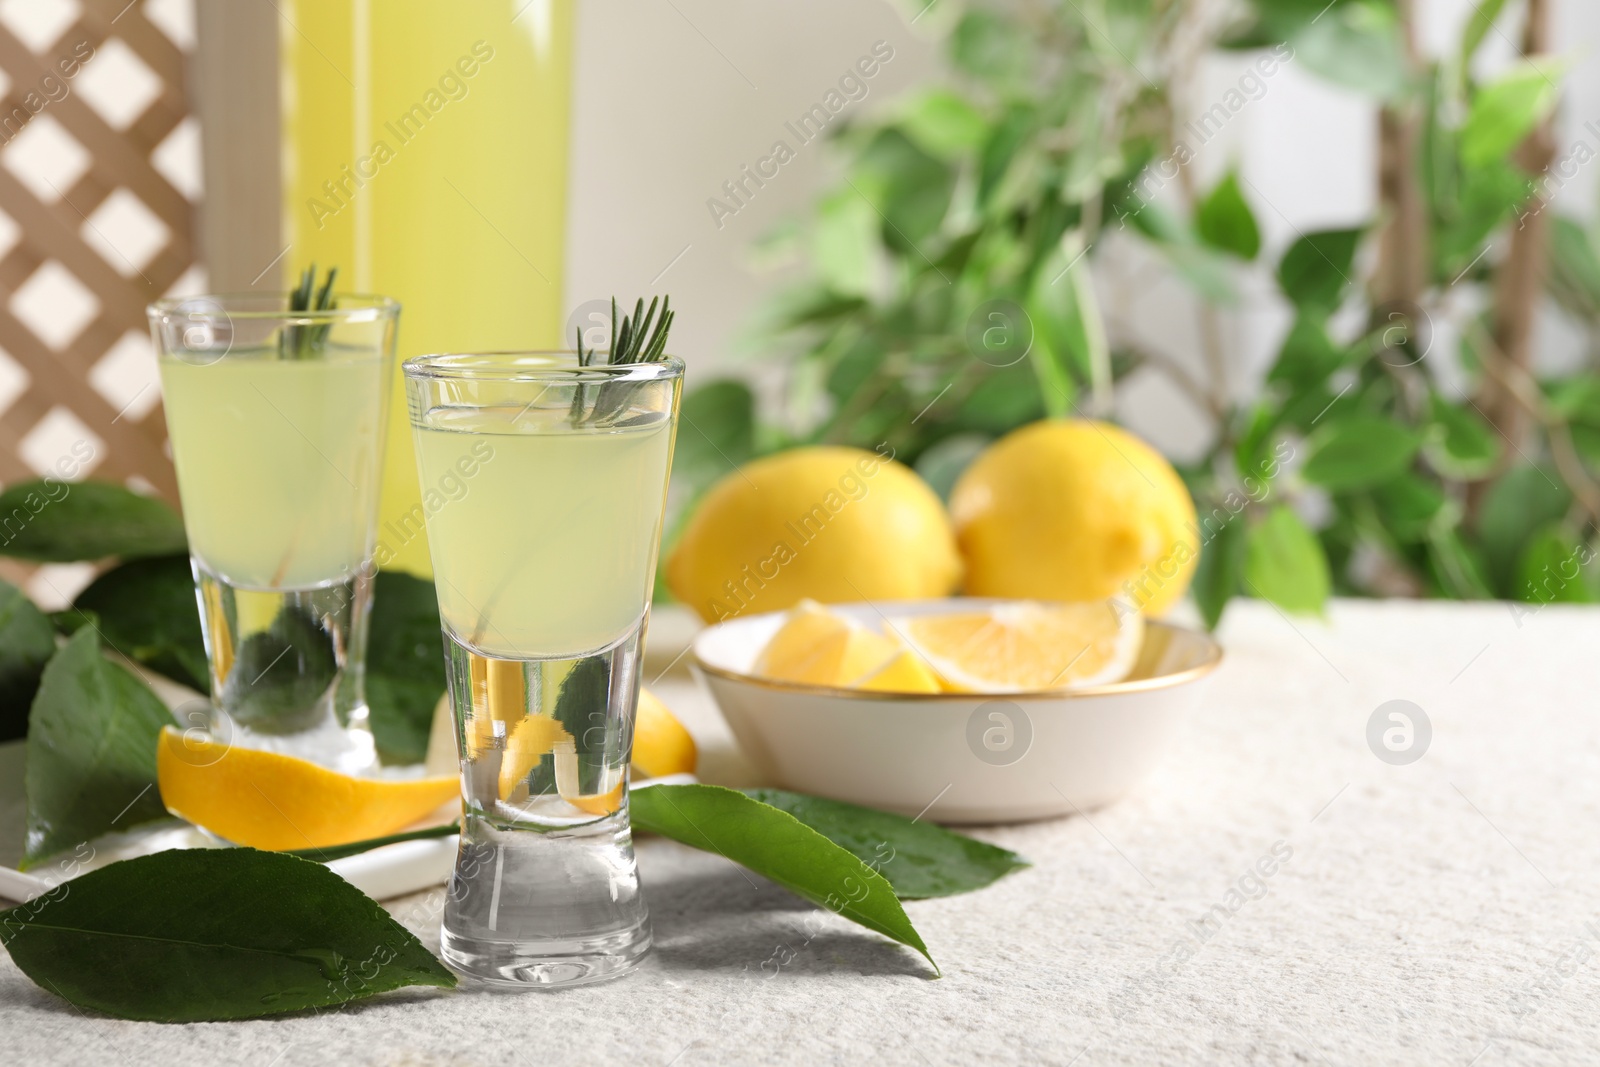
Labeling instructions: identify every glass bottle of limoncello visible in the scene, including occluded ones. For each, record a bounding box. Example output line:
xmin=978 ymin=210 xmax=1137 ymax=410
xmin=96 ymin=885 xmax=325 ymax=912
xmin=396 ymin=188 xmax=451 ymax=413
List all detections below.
xmin=282 ymin=0 xmax=574 ymax=577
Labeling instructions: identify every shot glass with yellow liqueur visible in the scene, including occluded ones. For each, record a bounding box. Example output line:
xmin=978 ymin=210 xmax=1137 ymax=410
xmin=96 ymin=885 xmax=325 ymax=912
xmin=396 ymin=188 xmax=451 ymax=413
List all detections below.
xmin=404 ymin=303 xmax=679 ymax=987
xmin=148 ymin=284 xmax=398 ymax=773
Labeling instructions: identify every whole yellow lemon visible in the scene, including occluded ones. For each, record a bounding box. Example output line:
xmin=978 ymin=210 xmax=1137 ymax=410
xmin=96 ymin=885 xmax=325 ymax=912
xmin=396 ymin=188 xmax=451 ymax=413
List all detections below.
xmin=949 ymin=420 xmax=1198 ymax=615
xmin=667 ymin=446 xmax=961 ymax=622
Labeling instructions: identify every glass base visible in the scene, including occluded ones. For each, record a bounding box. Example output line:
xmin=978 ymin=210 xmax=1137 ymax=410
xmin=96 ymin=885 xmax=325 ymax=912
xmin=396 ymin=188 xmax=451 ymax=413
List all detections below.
xmin=194 ymin=561 xmax=377 ymax=774
xmin=438 ymin=624 xmax=652 ymax=988
xmin=441 ymin=812 xmax=651 ymax=988
xmin=441 ymin=919 xmax=651 ymax=988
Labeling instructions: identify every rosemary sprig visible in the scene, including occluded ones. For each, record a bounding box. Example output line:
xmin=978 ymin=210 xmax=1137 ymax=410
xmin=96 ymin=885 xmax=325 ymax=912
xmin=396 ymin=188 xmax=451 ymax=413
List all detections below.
xmin=280 ymin=264 xmax=338 ymax=360
xmin=575 ymin=296 xmax=674 ymax=367
xmin=469 ymin=297 xmax=677 ymax=643
xmin=569 ymin=295 xmax=676 ymax=424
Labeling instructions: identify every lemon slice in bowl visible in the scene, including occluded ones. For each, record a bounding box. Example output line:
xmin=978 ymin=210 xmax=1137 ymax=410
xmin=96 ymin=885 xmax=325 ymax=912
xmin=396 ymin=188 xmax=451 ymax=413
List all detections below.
xmin=855 ymin=648 xmax=943 ymax=693
xmin=754 ymin=599 xmax=899 ymax=686
xmin=888 ymin=600 xmax=1143 ymax=693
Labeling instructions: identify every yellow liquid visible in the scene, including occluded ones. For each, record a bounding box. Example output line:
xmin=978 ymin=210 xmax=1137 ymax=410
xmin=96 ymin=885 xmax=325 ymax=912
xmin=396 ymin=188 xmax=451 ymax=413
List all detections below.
xmin=160 ymin=350 xmax=386 ymax=588
xmin=413 ymin=406 xmax=675 ymax=659
xmin=282 ymin=1 xmax=575 ymax=577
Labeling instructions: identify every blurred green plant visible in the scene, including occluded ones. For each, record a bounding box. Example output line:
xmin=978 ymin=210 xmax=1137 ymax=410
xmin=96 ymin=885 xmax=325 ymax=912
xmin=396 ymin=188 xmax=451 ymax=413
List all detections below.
xmin=675 ymin=0 xmax=1600 ymax=624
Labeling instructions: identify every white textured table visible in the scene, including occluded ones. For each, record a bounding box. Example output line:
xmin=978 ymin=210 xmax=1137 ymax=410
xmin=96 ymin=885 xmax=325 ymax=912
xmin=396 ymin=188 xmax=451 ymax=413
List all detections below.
xmin=5 ymin=599 xmax=1599 ymax=1066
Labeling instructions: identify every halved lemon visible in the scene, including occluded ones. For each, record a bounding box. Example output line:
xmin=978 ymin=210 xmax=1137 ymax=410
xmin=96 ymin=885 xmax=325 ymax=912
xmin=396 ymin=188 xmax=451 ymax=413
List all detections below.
xmin=634 ymin=688 xmax=698 ymax=777
xmin=754 ymin=599 xmax=899 ymax=687
xmin=156 ymin=726 xmax=458 ymax=851
xmin=888 ymin=600 xmax=1143 ymax=693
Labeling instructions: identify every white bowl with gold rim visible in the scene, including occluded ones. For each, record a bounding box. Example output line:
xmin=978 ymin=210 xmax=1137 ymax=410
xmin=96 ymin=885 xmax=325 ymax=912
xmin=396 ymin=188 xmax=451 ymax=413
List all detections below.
xmin=692 ymin=599 xmax=1222 ymax=824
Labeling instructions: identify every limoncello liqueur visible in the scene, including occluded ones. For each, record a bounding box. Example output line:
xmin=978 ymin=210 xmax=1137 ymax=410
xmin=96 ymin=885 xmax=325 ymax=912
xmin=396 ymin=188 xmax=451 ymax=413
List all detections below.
xmin=159 ymin=347 xmax=387 ymax=589
xmin=412 ymin=405 xmax=674 ymax=659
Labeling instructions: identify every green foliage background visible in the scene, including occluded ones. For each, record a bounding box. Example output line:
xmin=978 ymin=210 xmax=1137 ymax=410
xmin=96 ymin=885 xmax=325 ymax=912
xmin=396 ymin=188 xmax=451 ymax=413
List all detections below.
xmin=672 ymin=0 xmax=1600 ymax=625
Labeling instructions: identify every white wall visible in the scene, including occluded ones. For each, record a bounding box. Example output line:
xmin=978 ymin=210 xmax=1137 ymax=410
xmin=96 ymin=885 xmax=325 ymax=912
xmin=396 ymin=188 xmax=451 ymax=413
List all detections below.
xmin=565 ymin=0 xmax=1600 ymax=459
xmin=564 ymin=0 xmax=938 ymax=372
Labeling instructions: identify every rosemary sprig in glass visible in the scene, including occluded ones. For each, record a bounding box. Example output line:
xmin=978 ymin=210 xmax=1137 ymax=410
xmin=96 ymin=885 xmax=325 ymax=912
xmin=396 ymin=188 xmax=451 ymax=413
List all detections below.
xmin=569 ymin=295 xmax=675 ymax=426
xmin=280 ymin=265 xmax=338 ymax=360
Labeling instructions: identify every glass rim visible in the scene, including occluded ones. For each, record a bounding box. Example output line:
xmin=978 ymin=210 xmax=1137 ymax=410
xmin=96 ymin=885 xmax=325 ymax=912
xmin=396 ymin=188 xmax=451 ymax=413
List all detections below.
xmin=146 ymin=292 xmax=400 ymax=325
xmin=403 ymin=351 xmax=684 ymax=383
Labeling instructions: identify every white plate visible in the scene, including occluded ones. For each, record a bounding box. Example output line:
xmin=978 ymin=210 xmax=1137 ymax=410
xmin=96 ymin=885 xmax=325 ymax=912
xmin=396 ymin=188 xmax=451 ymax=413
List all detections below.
xmin=0 ymin=739 xmax=457 ymax=904
xmin=0 ymin=736 xmax=704 ymax=907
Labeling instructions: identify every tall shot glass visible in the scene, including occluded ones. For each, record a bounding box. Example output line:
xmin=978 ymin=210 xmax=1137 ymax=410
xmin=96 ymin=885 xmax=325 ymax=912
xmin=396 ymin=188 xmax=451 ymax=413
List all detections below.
xmin=148 ymin=294 xmax=399 ymax=773
xmin=403 ymin=352 xmax=681 ymax=987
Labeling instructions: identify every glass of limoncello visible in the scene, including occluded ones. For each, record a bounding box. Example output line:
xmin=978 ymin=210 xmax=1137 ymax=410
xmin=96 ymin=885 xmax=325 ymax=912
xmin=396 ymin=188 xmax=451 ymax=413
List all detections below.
xmin=403 ymin=351 xmax=681 ymax=988
xmin=148 ymin=293 xmax=399 ymax=774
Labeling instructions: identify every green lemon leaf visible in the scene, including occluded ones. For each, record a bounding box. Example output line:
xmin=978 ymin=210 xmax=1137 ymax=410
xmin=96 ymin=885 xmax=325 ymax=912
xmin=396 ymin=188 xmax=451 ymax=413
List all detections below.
xmin=1547 ymin=374 xmax=1600 ymax=427
xmin=949 ymin=9 xmax=1032 ymax=83
xmin=899 ymin=88 xmax=990 ymax=159
xmin=1460 ymin=58 xmax=1564 ymax=169
xmin=1461 ymin=0 xmax=1509 ymax=68
xmin=631 ymin=783 xmax=936 ymax=972
xmin=1219 ymin=0 xmax=1330 ymax=48
xmin=1477 ymin=465 xmax=1571 ymax=596
xmin=976 ymin=105 xmax=1034 ymax=208
xmin=740 ymin=788 xmax=1028 ymax=900
xmin=0 ymin=480 xmax=186 ymax=563
xmin=0 ymin=578 xmax=56 ymax=741
xmin=1027 ymin=234 xmax=1100 ymax=414
xmin=1571 ymin=426 xmax=1600 ymax=475
xmin=1232 ymin=401 xmax=1280 ymax=478
xmin=0 ymin=848 xmax=455 ymax=1021
xmin=1196 ymin=172 xmax=1261 ymax=259
xmin=1244 ymin=505 xmax=1330 ymax=614
xmin=1277 ymin=229 xmax=1363 ymax=313
xmin=1433 ymin=160 xmax=1530 ymax=281
xmin=825 ymin=336 xmax=887 ymax=404
xmin=676 ymin=379 xmax=756 ymax=491
xmin=1370 ymin=474 xmax=1447 ymax=543
xmin=550 ymin=656 xmax=613 ymax=794
xmin=365 ymin=571 xmax=448 ymax=766
xmin=23 ymin=628 xmax=173 ymax=868
xmin=70 ymin=554 xmax=207 ymax=692
xmin=1287 ymin=1 xmax=1407 ymax=99
xmin=1267 ymin=314 xmax=1346 ymax=388
xmin=1511 ymin=524 xmax=1597 ymax=605
xmin=768 ymin=286 xmax=868 ymax=331
xmin=1189 ymin=515 xmax=1247 ymax=631
xmin=955 ymin=366 xmax=1045 ymax=434
xmin=854 ymin=129 xmax=956 ymax=251
xmin=1302 ymin=415 xmax=1420 ymax=491
xmin=934 ymin=228 xmax=983 ymax=277
xmin=813 ymin=189 xmax=878 ymax=297
xmin=1426 ymin=527 xmax=1494 ymax=600
xmin=1547 ymin=217 xmax=1600 ymax=321
xmin=223 ymin=607 xmax=339 ymax=735
xmin=1425 ymin=395 xmax=1501 ymax=478
xmin=1277 ymin=383 xmax=1342 ymax=434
